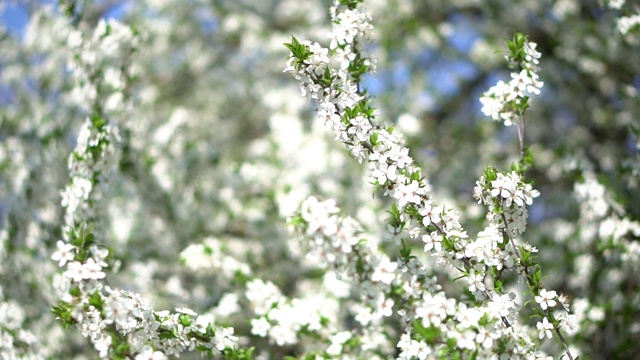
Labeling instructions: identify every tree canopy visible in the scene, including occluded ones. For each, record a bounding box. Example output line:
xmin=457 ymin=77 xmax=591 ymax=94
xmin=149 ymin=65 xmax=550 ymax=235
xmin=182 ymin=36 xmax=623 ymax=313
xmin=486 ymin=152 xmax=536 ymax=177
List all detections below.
xmin=0 ymin=0 xmax=638 ymax=359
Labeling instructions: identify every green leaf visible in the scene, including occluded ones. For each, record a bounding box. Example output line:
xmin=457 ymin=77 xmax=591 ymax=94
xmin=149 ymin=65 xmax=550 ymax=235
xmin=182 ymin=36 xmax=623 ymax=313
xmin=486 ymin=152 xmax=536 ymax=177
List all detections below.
xmin=412 ymin=320 xmax=441 ymax=343
xmin=483 ymin=166 xmax=498 ymax=182
xmin=287 ymin=214 xmax=306 ymax=227
xmin=88 ymin=290 xmax=104 ymax=310
xmin=410 ymin=169 xmax=422 ymax=182
xmin=91 ymin=113 xmax=106 ymax=128
xmin=158 ymin=331 xmax=175 ymax=340
xmin=234 ymin=269 xmax=251 ymax=286
xmin=519 ymin=246 xmax=531 ymax=264
xmin=224 ymin=346 xmax=255 ymax=360
xmin=469 ymin=350 xmax=478 ymax=360
xmin=533 ymin=268 xmax=542 ymax=284
xmin=284 ymin=36 xmax=300 ymax=53
xmin=399 ymin=246 xmax=412 ymax=259
xmin=387 ymin=202 xmax=401 ymax=220
xmin=52 ymin=303 xmax=74 ymax=327
xmin=284 ymin=36 xmax=312 ymax=61
xmin=179 ymin=314 xmax=192 ymax=327
xmin=369 ymin=131 xmax=379 ymax=146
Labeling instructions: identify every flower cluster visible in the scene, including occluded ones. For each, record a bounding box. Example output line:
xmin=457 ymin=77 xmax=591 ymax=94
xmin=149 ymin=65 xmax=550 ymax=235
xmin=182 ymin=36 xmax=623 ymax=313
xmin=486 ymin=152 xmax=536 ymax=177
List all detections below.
xmin=63 ymin=17 xmax=140 ymax=115
xmin=329 ymin=4 xmax=375 ymax=70
xmin=292 ymin=196 xmax=547 ymax=358
xmin=609 ymin=0 xmax=640 ymax=36
xmin=479 ymin=33 xmax=544 ymax=126
xmin=285 ymin=1 xmax=577 ymax=358
xmin=574 ymin=172 xmax=640 ymax=275
xmin=0 ymin=300 xmax=39 ymax=359
xmin=3 ymin=0 xmax=639 ymax=358
xmin=180 ymin=237 xmax=252 ymax=279
xmin=50 ymin=12 xmax=243 ymax=359
xmin=245 ymin=277 xmax=348 ymax=351
xmin=617 ymin=14 xmax=640 ymax=35
xmin=473 ymin=169 xmax=540 ymax=237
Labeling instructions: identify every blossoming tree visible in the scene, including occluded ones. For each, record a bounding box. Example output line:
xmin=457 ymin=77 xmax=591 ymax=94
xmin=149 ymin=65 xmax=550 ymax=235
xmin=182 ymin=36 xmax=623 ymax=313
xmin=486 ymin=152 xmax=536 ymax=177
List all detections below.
xmin=0 ymin=0 xmax=639 ymax=359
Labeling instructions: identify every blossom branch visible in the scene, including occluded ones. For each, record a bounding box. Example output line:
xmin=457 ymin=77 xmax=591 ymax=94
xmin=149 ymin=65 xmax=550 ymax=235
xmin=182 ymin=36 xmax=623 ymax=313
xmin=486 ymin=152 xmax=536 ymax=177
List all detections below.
xmin=50 ymin=8 xmax=245 ymax=359
xmin=285 ymin=1 xmax=574 ymax=357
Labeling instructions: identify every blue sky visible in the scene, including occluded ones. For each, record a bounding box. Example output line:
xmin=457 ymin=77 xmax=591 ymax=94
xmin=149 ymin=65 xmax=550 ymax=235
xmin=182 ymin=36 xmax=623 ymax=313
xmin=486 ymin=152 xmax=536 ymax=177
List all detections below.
xmin=1 ymin=3 xmax=29 ymax=39
xmin=0 ymin=1 xmax=129 ymax=40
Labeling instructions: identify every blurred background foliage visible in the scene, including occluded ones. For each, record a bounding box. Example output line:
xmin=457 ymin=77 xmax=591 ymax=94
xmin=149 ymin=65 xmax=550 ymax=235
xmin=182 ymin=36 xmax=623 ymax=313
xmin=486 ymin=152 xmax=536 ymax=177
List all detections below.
xmin=0 ymin=0 xmax=638 ymax=358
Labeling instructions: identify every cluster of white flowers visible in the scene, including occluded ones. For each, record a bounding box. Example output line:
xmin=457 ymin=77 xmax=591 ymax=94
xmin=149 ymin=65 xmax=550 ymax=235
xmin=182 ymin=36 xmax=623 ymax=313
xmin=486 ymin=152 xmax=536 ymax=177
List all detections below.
xmin=574 ymin=172 xmax=640 ymax=271
xmin=285 ymin=2 xmax=578 ymax=358
xmin=50 ymin=13 xmax=240 ymax=359
xmin=297 ymin=196 xmax=419 ymax=356
xmin=473 ymin=170 xmax=540 ymax=237
xmin=617 ymin=14 xmax=640 ymax=35
xmin=64 ymin=18 xmax=140 ymax=113
xmin=329 ymin=4 xmax=375 ymax=69
xmin=285 ymin=0 xmax=489 ymax=308
xmin=284 ymin=2 xmax=375 ymax=156
xmin=245 ymin=278 xmax=345 ymax=350
xmin=298 ymin=197 xmax=398 ymax=318
xmin=5 ymin=0 xmax=639 ymax=357
xmin=0 ymin=301 xmax=39 ymax=359
xmin=479 ymin=38 xmax=544 ymax=126
xmin=67 ymin=287 xmax=237 ymax=358
xmin=608 ymin=0 xmax=626 ymax=10
xmin=52 ymin=17 xmax=130 ymax=357
xmin=574 ymin=172 xmax=610 ymax=222
xmin=180 ymin=237 xmax=252 ymax=279
xmin=608 ymin=0 xmax=640 ymax=36
xmin=294 ymin=196 xmax=557 ymax=358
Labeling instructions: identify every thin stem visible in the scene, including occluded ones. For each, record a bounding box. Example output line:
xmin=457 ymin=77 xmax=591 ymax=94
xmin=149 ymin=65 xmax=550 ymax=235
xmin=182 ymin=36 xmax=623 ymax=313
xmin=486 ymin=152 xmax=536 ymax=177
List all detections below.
xmin=432 ymin=222 xmax=512 ymax=328
xmin=499 ymin=209 xmax=523 ymax=263
xmin=555 ymin=327 xmax=575 ymax=360
xmin=516 ymin=113 xmax=526 ymax=160
xmin=500 ymin=210 xmax=575 ymax=360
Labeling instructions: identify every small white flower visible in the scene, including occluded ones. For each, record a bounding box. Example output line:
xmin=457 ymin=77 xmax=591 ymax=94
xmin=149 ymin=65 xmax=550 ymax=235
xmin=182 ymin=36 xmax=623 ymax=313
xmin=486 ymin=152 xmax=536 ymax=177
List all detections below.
xmin=250 ymin=317 xmax=271 ymax=337
xmin=476 ymin=327 xmax=500 ymax=349
xmin=175 ymin=307 xmax=197 ymax=316
xmin=535 ymin=289 xmax=557 ymax=310
xmin=135 ymin=346 xmax=168 ymax=360
xmin=373 ymin=294 xmax=394 ymax=318
xmin=422 ymin=231 xmax=442 ymax=252
xmin=393 ymin=180 xmax=425 ymax=208
xmin=371 ymin=255 xmax=398 ymax=285
xmin=334 ymin=45 xmax=356 ymax=69
xmin=385 ymin=223 xmax=403 ymax=244
xmin=82 ymin=258 xmax=106 ymax=280
xmin=94 ymin=334 xmax=112 ymax=357
xmin=524 ymin=41 xmax=542 ymax=65
xmin=214 ymin=327 xmax=237 ymax=351
xmin=466 ymin=269 xmax=486 ymax=293
xmin=537 ymin=317 xmax=554 ymax=339
xmin=559 ymin=312 xmax=579 ymax=335
xmin=418 ymin=201 xmax=442 ymax=227
xmin=52 ymin=240 xmax=75 ymax=267
xmin=349 ymin=142 xmax=366 ymax=164
xmin=397 ymin=333 xmax=413 ymax=359
xmin=407 ymin=339 xmax=431 ymax=359
xmin=558 ymin=293 xmax=571 ymax=312
xmin=389 ymin=147 xmax=413 ymax=169
xmin=63 ymin=261 xmax=84 ymax=282
xmin=372 ymin=162 xmax=398 ymax=184
xmin=408 ymin=227 xmax=421 ymax=239
xmin=326 ymin=331 xmax=352 ymax=356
